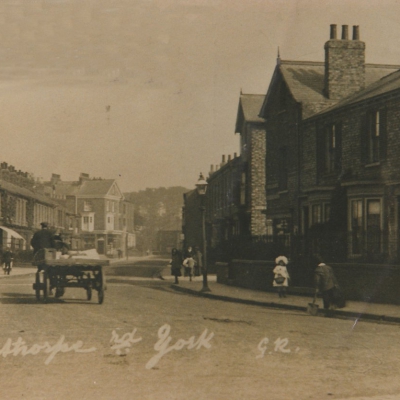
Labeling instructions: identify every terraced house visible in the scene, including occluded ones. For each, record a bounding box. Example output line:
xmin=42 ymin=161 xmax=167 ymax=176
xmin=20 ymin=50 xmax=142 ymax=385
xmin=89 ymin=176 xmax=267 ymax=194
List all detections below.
xmin=259 ymin=25 xmax=400 ymax=263
xmin=0 ymin=163 xmax=70 ymax=252
xmin=45 ymin=173 xmax=135 ymax=257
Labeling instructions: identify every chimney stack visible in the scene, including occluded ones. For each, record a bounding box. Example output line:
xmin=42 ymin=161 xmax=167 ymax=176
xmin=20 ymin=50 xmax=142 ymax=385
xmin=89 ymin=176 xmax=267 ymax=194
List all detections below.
xmin=324 ymin=24 xmax=365 ymax=100
xmin=341 ymin=25 xmax=349 ymax=40
xmin=330 ymin=24 xmax=337 ymax=39
xmin=228 ymin=155 xmax=231 ymax=162
xmin=352 ymin=25 xmax=360 ymax=40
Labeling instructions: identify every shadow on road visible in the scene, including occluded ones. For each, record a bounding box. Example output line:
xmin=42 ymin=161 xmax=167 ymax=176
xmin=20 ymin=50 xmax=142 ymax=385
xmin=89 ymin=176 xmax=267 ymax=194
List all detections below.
xmin=0 ymin=292 xmax=100 ymax=305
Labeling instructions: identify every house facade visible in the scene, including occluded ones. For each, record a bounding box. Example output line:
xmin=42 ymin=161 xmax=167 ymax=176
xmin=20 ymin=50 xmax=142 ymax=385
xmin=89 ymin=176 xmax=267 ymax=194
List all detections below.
xmin=205 ymin=154 xmax=243 ymax=261
xmin=259 ymin=24 xmax=400 ymax=267
xmin=0 ymin=163 xmax=70 ymax=253
xmin=46 ymin=173 xmax=135 ymax=257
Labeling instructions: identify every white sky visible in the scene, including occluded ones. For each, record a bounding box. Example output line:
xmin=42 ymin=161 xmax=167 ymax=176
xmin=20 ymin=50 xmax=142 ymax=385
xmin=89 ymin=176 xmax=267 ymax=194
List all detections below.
xmin=1 ymin=0 xmax=400 ymax=191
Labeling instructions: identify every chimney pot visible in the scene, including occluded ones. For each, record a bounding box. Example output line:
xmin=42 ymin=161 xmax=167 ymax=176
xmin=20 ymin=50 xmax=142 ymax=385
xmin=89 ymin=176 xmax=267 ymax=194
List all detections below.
xmin=234 ymin=152 xmax=237 ymax=158
xmin=228 ymin=155 xmax=231 ymax=161
xmin=330 ymin=24 xmax=337 ymax=39
xmin=352 ymin=25 xmax=360 ymax=40
xmin=341 ymin=25 xmax=349 ymax=40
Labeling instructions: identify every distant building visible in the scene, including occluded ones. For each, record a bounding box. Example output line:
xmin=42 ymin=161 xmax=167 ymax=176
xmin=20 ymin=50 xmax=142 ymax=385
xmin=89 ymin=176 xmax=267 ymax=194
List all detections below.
xmin=0 ymin=163 xmax=69 ymax=252
xmin=44 ymin=173 xmax=135 ymax=257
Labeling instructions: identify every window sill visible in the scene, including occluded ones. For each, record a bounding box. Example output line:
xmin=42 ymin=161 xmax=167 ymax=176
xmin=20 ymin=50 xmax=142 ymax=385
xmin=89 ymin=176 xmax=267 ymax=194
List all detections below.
xmin=319 ymin=171 xmax=339 ymax=179
xmin=365 ymin=162 xmax=381 ymax=168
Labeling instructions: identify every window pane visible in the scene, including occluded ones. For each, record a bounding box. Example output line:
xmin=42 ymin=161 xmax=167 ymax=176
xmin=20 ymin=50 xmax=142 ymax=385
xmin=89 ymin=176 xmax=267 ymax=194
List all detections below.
xmin=324 ymin=204 xmax=331 ymax=222
xmin=312 ymin=204 xmax=321 ymax=224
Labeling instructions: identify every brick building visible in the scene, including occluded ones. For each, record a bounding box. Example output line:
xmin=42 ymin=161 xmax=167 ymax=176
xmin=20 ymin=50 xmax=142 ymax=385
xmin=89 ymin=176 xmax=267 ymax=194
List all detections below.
xmin=259 ymin=24 xmax=400 ymax=269
xmin=45 ymin=173 xmax=135 ymax=257
xmin=182 ymin=189 xmax=203 ymax=253
xmin=205 ymin=154 xmax=242 ymax=260
xmin=0 ymin=163 xmax=70 ymax=253
xmin=235 ymin=93 xmax=268 ymax=237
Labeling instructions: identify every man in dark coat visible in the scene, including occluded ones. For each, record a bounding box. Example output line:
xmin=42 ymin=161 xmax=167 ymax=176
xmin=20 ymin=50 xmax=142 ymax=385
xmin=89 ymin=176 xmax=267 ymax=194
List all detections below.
xmin=2 ymin=247 xmax=13 ymax=275
xmin=30 ymin=222 xmax=55 ymax=255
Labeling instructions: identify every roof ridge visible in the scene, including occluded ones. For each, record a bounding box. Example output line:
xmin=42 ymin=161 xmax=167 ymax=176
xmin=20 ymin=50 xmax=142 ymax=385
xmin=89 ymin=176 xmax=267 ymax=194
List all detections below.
xmin=240 ymin=93 xmax=265 ymax=97
xmin=280 ymin=60 xmax=323 ymax=66
xmin=308 ymin=69 xmax=400 ymax=119
xmin=365 ymin=63 xmax=400 ymax=69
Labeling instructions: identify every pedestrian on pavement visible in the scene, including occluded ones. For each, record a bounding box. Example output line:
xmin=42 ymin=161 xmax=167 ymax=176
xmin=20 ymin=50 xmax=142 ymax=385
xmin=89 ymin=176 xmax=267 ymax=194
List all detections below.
xmin=183 ymin=256 xmax=195 ymax=281
xmin=313 ymin=256 xmax=339 ymax=310
xmin=184 ymin=246 xmax=194 ymax=259
xmin=193 ymin=247 xmax=202 ymax=277
xmin=273 ymin=255 xmax=290 ymax=298
xmin=170 ymin=248 xmax=182 ymax=284
xmin=2 ymin=247 xmax=14 ymax=275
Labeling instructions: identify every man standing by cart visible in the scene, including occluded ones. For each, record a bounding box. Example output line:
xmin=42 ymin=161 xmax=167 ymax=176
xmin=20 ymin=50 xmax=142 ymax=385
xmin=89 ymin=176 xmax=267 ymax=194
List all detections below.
xmin=30 ymin=222 xmax=54 ymax=255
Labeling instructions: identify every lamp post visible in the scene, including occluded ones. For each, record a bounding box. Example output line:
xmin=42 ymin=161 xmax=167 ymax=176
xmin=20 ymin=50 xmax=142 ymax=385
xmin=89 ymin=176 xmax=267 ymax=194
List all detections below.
xmin=195 ymin=172 xmax=211 ymax=292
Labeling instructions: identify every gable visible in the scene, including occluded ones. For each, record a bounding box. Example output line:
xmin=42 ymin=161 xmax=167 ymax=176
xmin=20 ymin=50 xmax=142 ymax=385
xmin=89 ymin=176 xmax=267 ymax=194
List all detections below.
xmin=107 ymin=181 xmax=123 ymax=198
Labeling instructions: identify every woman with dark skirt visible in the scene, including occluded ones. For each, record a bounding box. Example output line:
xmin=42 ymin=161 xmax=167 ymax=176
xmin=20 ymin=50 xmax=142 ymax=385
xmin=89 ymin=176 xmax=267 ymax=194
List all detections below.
xmin=170 ymin=248 xmax=182 ymax=284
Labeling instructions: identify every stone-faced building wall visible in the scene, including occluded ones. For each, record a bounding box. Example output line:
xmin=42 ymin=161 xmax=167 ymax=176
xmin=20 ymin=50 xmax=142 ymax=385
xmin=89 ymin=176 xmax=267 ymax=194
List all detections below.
xmin=235 ymin=94 xmax=267 ymax=237
xmin=257 ymin=24 xmax=400 ymax=264
xmin=302 ymin=75 xmax=400 ymax=263
xmin=249 ymin=126 xmax=267 ymax=236
xmin=261 ymin=73 xmax=302 ymax=240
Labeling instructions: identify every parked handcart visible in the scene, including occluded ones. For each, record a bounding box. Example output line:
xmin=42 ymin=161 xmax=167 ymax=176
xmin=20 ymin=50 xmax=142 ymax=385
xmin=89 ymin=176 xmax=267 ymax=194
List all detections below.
xmin=32 ymin=249 xmax=109 ymax=304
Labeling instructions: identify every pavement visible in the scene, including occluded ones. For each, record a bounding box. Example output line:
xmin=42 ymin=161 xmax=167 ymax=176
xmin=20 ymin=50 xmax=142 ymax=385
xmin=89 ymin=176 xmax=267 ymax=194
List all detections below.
xmin=166 ymin=275 xmax=400 ymax=325
xmin=5 ymin=264 xmax=400 ymax=324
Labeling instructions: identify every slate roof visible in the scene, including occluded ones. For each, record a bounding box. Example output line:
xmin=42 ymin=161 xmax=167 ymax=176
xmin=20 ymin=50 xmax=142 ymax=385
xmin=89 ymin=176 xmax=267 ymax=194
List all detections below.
xmin=239 ymin=94 xmax=265 ymax=122
xmin=50 ymin=181 xmax=80 ymax=197
xmin=78 ymin=179 xmax=116 ymax=196
xmin=0 ymin=179 xmax=59 ymax=206
xmin=310 ymin=68 xmax=400 ymax=118
xmin=235 ymin=94 xmax=265 ymax=134
xmin=262 ymin=60 xmax=400 ymax=119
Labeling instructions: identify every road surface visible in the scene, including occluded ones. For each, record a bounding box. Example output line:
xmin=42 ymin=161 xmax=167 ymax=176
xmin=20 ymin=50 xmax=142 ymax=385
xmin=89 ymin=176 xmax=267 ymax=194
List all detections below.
xmin=0 ymin=273 xmax=400 ymax=400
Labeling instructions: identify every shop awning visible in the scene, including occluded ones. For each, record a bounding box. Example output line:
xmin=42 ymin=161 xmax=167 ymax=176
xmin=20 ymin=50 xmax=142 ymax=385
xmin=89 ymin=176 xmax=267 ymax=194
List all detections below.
xmin=0 ymin=226 xmax=26 ymax=242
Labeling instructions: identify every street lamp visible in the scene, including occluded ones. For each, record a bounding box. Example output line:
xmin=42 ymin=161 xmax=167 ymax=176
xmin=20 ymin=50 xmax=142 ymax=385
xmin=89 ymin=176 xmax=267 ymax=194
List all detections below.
xmin=195 ymin=172 xmax=211 ymax=292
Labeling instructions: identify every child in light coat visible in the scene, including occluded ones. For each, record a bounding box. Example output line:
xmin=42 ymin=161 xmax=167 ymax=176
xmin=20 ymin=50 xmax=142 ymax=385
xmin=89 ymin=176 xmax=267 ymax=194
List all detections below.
xmin=273 ymin=255 xmax=290 ymax=298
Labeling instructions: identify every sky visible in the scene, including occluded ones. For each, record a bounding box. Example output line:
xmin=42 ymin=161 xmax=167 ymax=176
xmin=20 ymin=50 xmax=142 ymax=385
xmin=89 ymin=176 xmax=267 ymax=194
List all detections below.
xmin=1 ymin=0 xmax=400 ymax=192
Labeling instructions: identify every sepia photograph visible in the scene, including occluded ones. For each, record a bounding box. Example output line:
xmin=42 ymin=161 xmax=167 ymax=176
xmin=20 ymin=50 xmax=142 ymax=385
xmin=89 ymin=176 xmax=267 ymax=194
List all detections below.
xmin=1 ymin=0 xmax=400 ymax=399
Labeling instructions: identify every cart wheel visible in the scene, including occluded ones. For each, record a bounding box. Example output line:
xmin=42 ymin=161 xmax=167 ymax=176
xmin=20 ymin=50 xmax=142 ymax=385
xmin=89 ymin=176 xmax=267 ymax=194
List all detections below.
xmin=87 ymin=287 xmax=92 ymax=301
xmin=98 ymin=288 xmax=104 ymax=304
xmin=95 ymin=268 xmax=105 ymax=304
xmin=35 ymin=272 xmax=41 ymax=300
xmin=42 ymin=271 xmax=50 ymax=302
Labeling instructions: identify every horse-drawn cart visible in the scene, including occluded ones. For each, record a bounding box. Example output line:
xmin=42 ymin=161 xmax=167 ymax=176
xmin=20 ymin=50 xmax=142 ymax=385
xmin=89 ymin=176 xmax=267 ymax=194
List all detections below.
xmin=32 ymin=249 xmax=109 ymax=304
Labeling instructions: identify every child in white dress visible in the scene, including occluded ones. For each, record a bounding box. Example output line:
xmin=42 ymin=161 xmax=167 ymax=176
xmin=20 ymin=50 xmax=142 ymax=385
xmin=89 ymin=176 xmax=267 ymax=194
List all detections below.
xmin=273 ymin=255 xmax=290 ymax=298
